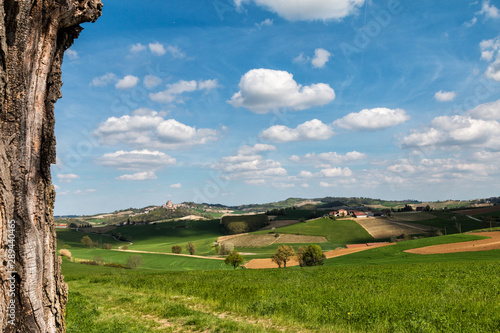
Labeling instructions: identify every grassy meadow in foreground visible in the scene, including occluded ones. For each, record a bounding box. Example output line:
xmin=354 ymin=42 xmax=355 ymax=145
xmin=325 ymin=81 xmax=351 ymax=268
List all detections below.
xmin=64 ymin=258 xmax=500 ymax=333
xmin=58 ymin=211 xmax=500 ymax=332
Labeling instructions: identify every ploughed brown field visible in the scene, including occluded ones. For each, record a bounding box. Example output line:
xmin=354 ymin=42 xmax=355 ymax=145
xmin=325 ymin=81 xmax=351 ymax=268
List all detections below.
xmin=405 ymin=232 xmax=500 ymax=254
xmin=219 ymin=234 xmax=327 ymax=248
xmin=354 ymin=217 xmax=436 ymax=239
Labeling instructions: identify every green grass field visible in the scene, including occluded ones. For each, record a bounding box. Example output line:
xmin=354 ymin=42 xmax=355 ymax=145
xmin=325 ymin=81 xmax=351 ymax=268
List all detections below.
xmin=59 ymin=215 xmax=500 ymax=332
xmin=269 ymin=218 xmax=374 ymax=243
xmin=63 ymin=256 xmax=500 ymax=332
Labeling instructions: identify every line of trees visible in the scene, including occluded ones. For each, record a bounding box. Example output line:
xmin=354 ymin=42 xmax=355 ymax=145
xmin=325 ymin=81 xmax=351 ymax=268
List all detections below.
xmin=271 ymin=244 xmax=326 ymax=268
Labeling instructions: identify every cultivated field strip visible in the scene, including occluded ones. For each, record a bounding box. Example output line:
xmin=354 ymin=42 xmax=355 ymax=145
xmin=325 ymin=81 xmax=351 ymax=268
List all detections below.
xmin=219 ymin=234 xmax=327 ymax=248
xmin=354 ymin=218 xmax=435 ymax=239
xmin=406 ymin=231 xmax=500 ymax=254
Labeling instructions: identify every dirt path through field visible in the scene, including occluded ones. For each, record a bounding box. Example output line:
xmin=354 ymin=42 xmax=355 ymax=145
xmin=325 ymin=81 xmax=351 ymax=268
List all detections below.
xmin=405 ymin=232 xmax=500 ymax=254
xmin=245 ymin=243 xmax=394 ymax=269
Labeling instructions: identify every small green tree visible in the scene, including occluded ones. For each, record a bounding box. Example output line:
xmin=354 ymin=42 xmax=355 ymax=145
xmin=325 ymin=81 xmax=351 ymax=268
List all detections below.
xmin=271 ymin=253 xmax=283 ymax=268
xmin=81 ymin=236 xmax=93 ymax=248
xmin=186 ymin=242 xmax=196 ymax=255
xmin=126 ymin=255 xmax=143 ymax=269
xmin=271 ymin=245 xmax=296 ymax=268
xmin=224 ymin=250 xmax=244 ymax=269
xmin=172 ymin=245 xmax=182 ymax=254
xmin=297 ymin=245 xmax=326 ymax=267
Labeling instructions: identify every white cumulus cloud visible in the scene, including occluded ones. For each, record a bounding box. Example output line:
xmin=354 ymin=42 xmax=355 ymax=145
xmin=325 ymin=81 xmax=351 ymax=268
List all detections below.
xmin=289 ymin=151 xmax=366 ymax=164
xmin=478 ymin=0 xmax=500 ymax=19
xmin=90 ymin=73 xmax=116 ymax=87
xmin=149 ymin=42 xmax=166 ymax=56
xmin=334 ymin=108 xmax=410 ymax=131
xmin=97 ymin=150 xmax=176 ymax=171
xmin=130 ymin=43 xmax=147 ymax=53
xmin=212 ymin=144 xmax=287 ymax=181
xmin=229 ymin=69 xmax=335 ymax=113
xmin=115 ymin=75 xmax=139 ymax=89
xmin=56 ymin=174 xmax=80 ymax=183
xmin=170 ymin=183 xmax=182 ymax=188
xmin=238 ymin=0 xmax=365 ymax=21
xmin=467 ymin=99 xmax=500 ymax=120
xmin=260 ymin=119 xmax=335 ymax=142
xmin=256 ymin=18 xmax=273 ymax=28
xmin=311 ymin=48 xmax=331 ymax=68
xmin=434 ymin=90 xmax=456 ymax=102
xmin=480 ymin=36 xmax=500 ymax=81
xmin=94 ymin=109 xmax=219 ymax=149
xmin=319 ymin=167 xmax=353 ymax=177
xmin=401 ymin=115 xmax=500 ymax=149
xmin=150 ymin=79 xmax=219 ymax=103
xmin=116 ymin=171 xmax=157 ymax=181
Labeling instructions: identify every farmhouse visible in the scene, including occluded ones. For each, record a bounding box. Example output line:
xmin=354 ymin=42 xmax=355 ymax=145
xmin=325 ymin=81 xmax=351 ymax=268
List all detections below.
xmin=351 ymin=211 xmax=368 ymax=218
xmin=337 ymin=209 xmax=349 ymax=217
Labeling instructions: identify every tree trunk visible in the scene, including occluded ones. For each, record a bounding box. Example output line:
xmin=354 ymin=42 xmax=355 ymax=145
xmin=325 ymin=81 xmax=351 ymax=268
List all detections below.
xmin=0 ymin=1 xmax=102 ymax=332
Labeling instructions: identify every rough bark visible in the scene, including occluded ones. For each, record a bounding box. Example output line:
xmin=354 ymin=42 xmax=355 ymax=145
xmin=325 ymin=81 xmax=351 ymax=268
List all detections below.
xmin=0 ymin=1 xmax=102 ymax=332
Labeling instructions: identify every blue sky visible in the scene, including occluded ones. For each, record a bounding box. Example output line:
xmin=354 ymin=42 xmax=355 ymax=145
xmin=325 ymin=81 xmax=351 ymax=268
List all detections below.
xmin=53 ymin=0 xmax=500 ymax=215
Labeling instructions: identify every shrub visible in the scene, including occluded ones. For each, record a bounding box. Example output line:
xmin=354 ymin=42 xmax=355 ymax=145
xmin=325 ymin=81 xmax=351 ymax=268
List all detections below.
xmin=297 ymin=245 xmax=326 ymax=267
xmin=80 ymin=260 xmax=99 ymax=266
xmin=121 ymin=245 xmax=129 ymax=250
xmin=81 ymin=236 xmax=94 ymax=248
xmin=103 ymin=263 xmax=127 ymax=269
xmin=219 ymin=242 xmax=234 ymax=255
xmin=102 ymin=243 xmax=113 ymax=250
xmin=172 ymin=245 xmax=182 ymax=254
xmin=126 ymin=255 xmax=143 ymax=269
xmin=224 ymin=250 xmax=244 ymax=269
xmin=186 ymin=242 xmax=196 ymax=255
xmin=59 ymin=249 xmax=72 ymax=259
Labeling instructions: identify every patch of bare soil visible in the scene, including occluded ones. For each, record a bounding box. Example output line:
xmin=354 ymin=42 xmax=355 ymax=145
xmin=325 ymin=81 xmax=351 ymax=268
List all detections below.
xmin=219 ymin=234 xmax=327 ymax=248
xmin=178 ymin=215 xmax=206 ymax=221
xmin=405 ymin=232 xmax=500 ymax=254
xmin=221 ymin=234 xmax=277 ymax=247
xmin=274 ymin=234 xmax=327 ymax=244
xmin=355 ymin=217 xmax=435 ymax=239
xmin=245 ymin=243 xmax=394 ymax=269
